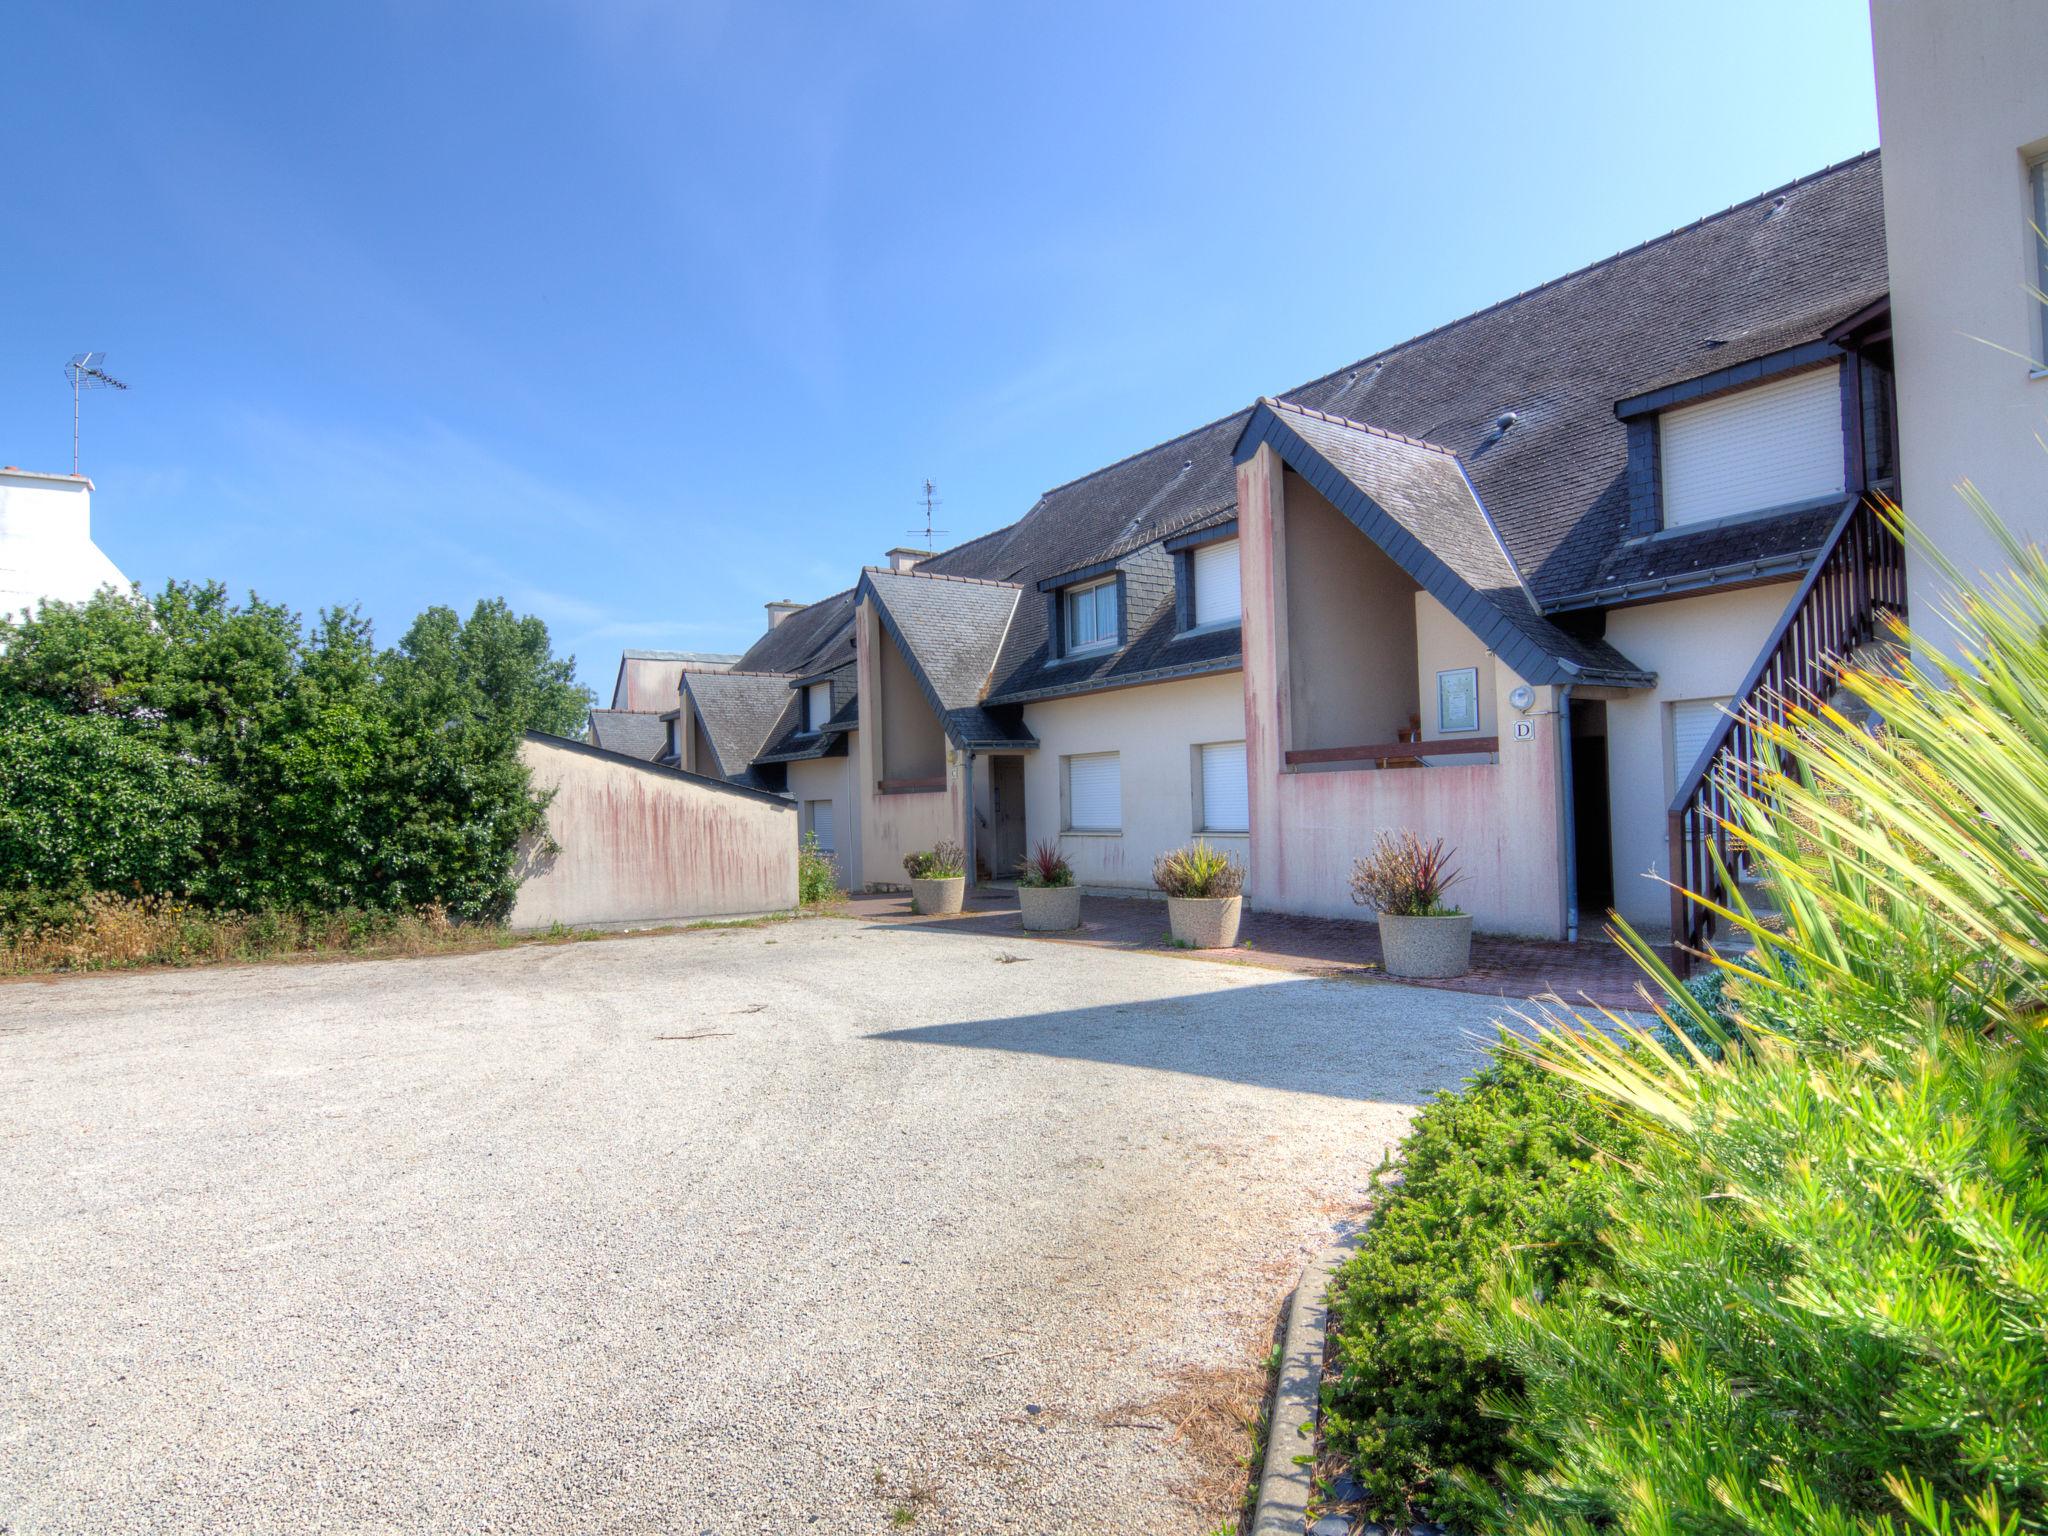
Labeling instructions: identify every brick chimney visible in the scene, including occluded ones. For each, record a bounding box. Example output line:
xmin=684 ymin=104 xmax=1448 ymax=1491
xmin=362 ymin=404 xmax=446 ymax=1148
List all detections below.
xmin=765 ymin=600 xmax=804 ymax=630
xmin=885 ymin=547 xmax=933 ymax=574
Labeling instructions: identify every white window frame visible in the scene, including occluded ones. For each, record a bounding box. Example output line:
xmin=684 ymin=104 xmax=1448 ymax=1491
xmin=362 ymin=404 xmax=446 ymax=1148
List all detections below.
xmin=1062 ymin=751 xmax=1122 ymax=833
xmin=803 ymin=681 xmax=831 ymax=734
xmin=1668 ymin=696 xmax=1732 ymax=798
xmin=1063 ymin=577 xmax=1119 ymax=655
xmin=1194 ymin=740 xmax=1249 ymax=835
xmin=1187 ymin=537 xmax=1242 ymax=631
xmin=1657 ymin=364 xmax=1845 ymax=530
xmin=805 ymin=798 xmax=835 ymax=853
xmin=1437 ymin=667 xmax=1480 ymax=734
xmin=2031 ymin=153 xmax=2048 ymax=369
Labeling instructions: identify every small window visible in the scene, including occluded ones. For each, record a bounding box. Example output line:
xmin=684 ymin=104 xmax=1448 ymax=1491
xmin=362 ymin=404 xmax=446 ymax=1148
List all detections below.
xmin=1437 ymin=667 xmax=1480 ymax=734
xmin=1659 ymin=366 xmax=1844 ymax=527
xmin=2032 ymin=155 xmax=2048 ymax=365
xmin=1190 ymin=538 xmax=1241 ymax=627
xmin=1668 ymin=696 xmax=1731 ymax=796
xmin=1064 ymin=752 xmax=1121 ymax=832
xmin=1196 ymin=741 xmax=1249 ymax=834
xmin=804 ymin=681 xmax=831 ymax=733
xmin=1063 ymin=577 xmax=1118 ymax=653
xmin=805 ymin=799 xmax=835 ymax=852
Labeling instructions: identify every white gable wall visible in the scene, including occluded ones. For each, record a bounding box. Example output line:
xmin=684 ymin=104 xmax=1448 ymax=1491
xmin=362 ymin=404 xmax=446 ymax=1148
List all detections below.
xmin=0 ymin=471 xmax=129 ymax=620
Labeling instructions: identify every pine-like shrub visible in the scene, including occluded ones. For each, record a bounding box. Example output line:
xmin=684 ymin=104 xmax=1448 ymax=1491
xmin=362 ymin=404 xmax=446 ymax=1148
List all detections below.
xmin=1322 ymin=1051 xmax=1634 ymax=1528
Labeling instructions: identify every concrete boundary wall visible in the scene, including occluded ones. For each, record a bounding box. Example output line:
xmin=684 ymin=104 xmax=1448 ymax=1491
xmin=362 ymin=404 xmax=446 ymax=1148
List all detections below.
xmin=510 ymin=733 xmax=797 ymax=930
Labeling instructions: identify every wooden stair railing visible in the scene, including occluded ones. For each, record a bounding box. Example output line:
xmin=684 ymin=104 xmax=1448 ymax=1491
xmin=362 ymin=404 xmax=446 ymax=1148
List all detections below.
xmin=1665 ymin=495 xmax=1907 ymax=968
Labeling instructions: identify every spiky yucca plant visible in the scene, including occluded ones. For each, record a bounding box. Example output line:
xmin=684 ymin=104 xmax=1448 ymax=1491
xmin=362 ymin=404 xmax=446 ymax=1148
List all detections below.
xmin=1458 ymin=504 xmax=2048 ymax=1536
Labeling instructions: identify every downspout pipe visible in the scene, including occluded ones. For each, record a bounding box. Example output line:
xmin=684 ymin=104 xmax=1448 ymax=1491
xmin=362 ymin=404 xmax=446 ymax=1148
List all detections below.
xmin=962 ymin=748 xmax=978 ymax=889
xmin=1555 ymin=683 xmax=1579 ymax=944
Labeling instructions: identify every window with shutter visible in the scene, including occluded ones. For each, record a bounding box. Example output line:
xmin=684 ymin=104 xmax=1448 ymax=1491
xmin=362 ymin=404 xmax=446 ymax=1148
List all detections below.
xmin=1659 ymin=366 xmax=1844 ymax=528
xmin=1064 ymin=752 xmax=1121 ymax=832
xmin=1668 ymin=697 xmax=1731 ymax=796
xmin=805 ymin=682 xmax=831 ymax=732
xmin=1190 ymin=539 xmax=1241 ymax=627
xmin=1197 ymin=741 xmax=1248 ymax=833
xmin=806 ymin=799 xmax=834 ymax=852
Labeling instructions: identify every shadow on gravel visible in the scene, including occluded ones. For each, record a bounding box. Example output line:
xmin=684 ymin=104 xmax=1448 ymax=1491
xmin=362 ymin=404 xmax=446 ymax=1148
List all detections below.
xmin=866 ymin=977 xmax=1496 ymax=1103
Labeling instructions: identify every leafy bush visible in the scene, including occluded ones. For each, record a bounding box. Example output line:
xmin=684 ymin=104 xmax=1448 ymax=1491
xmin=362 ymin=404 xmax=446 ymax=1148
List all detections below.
xmin=0 ymin=584 xmax=590 ymax=921
xmin=1349 ymin=830 xmax=1462 ymax=917
xmin=797 ymin=832 xmax=840 ymax=905
xmin=1016 ymin=840 xmax=1074 ymax=889
xmin=1152 ymin=840 xmax=1244 ymax=899
xmin=1321 ymin=1050 xmax=1635 ymax=1529
xmin=1462 ymin=506 xmax=2048 ymax=1535
xmin=902 ymin=840 xmax=964 ymax=880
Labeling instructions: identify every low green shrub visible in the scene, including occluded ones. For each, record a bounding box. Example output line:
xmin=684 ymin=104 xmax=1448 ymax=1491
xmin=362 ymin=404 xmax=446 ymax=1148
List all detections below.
xmin=1321 ymin=1049 xmax=1634 ymax=1528
xmin=1152 ymin=840 xmax=1244 ymax=899
xmin=797 ymin=832 xmax=841 ymax=905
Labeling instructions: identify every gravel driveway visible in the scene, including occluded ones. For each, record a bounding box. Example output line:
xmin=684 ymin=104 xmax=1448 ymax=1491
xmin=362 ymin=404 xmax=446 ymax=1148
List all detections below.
xmin=1 ymin=917 xmax=1500 ymax=1535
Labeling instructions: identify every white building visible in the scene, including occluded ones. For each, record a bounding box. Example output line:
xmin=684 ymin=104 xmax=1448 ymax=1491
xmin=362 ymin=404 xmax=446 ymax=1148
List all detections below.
xmin=1871 ymin=0 xmax=2048 ymax=617
xmin=0 ymin=467 xmax=129 ymax=620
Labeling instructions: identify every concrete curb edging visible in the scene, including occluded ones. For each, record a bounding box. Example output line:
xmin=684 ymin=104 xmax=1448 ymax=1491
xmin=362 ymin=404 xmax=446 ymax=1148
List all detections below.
xmin=1251 ymin=1239 xmax=1357 ymax=1535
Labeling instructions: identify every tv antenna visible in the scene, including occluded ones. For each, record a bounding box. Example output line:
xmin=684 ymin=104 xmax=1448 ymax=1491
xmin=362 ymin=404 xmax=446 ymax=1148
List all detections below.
xmin=64 ymin=353 xmax=128 ymax=475
xmin=910 ymin=477 xmax=948 ymax=546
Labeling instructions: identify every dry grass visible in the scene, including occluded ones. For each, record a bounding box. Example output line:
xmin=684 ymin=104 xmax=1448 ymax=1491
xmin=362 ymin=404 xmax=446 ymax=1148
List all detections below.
xmin=0 ymin=895 xmax=823 ymax=979
xmin=0 ymin=894 xmax=511 ymax=976
xmin=1111 ymin=1346 xmax=1280 ymax=1533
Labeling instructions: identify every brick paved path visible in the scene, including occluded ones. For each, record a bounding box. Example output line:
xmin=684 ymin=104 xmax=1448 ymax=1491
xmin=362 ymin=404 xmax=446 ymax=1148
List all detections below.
xmin=845 ymin=889 xmax=1668 ymax=1013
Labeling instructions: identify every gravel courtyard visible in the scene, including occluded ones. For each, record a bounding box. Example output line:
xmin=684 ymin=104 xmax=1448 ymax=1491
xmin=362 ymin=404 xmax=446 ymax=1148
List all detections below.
xmin=1 ymin=917 xmax=1504 ymax=1535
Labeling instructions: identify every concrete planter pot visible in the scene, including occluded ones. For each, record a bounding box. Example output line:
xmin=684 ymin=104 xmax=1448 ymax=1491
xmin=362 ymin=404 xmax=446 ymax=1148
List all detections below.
xmin=1017 ymin=883 xmax=1082 ymax=932
xmin=1377 ymin=912 xmax=1473 ymax=979
xmin=1167 ymin=894 xmax=1241 ymax=949
xmin=908 ymin=875 xmax=966 ymax=916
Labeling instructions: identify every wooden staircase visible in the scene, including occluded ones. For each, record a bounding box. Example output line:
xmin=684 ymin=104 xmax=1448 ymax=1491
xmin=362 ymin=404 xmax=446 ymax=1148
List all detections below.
xmin=1666 ymin=496 xmax=1907 ymax=969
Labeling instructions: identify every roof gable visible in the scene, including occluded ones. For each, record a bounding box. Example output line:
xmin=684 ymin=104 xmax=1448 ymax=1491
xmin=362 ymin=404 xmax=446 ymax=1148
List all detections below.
xmin=857 ymin=568 xmax=1036 ymax=749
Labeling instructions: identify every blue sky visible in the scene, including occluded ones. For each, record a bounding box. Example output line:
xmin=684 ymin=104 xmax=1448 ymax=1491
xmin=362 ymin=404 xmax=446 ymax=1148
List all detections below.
xmin=3 ymin=2 xmax=1879 ymax=696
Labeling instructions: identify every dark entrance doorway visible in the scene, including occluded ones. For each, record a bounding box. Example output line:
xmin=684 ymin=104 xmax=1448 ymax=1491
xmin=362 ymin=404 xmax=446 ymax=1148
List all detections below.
xmin=985 ymin=756 xmax=1028 ymax=880
xmin=1569 ymin=698 xmax=1614 ymax=920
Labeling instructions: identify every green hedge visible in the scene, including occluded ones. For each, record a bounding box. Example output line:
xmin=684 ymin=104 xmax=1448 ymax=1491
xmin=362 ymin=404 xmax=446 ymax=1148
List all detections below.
xmin=1321 ymin=1049 xmax=1634 ymax=1528
xmin=0 ymin=583 xmax=591 ymax=922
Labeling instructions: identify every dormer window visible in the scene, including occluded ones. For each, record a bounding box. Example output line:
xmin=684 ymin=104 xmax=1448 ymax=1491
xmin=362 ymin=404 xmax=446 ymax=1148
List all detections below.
xmin=802 ymin=681 xmax=831 ymax=733
xmin=1063 ymin=576 xmax=1119 ymax=654
xmin=1188 ymin=537 xmax=1241 ymax=628
xmin=1658 ymin=364 xmax=1844 ymax=528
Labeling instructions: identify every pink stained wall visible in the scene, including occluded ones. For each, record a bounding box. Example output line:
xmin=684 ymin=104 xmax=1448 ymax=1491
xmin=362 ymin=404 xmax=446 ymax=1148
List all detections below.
xmin=1236 ymin=444 xmax=1569 ymax=938
xmin=509 ymin=736 xmax=797 ymax=930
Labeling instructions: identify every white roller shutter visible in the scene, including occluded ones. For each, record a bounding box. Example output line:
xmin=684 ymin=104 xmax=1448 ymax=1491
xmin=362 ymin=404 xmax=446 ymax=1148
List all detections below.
xmin=1199 ymin=742 xmax=1249 ymax=833
xmin=807 ymin=799 xmax=834 ymax=852
xmin=1669 ymin=697 xmax=1731 ymax=796
xmin=806 ymin=682 xmax=831 ymax=731
xmin=1192 ymin=539 xmax=1241 ymax=625
xmin=1660 ymin=366 xmax=1844 ymax=528
xmin=1066 ymin=753 xmax=1121 ymax=831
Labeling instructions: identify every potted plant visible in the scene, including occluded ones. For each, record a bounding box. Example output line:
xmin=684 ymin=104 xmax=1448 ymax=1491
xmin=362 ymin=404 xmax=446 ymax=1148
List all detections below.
xmin=1152 ymin=840 xmax=1246 ymax=949
xmin=902 ymin=841 xmax=967 ymax=916
xmin=1014 ymin=840 xmax=1081 ymax=931
xmin=1350 ymin=830 xmax=1471 ymax=978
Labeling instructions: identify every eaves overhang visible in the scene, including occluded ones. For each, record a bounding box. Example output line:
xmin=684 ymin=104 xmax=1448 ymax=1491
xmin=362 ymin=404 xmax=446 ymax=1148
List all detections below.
xmin=1231 ymin=398 xmax=1631 ymax=689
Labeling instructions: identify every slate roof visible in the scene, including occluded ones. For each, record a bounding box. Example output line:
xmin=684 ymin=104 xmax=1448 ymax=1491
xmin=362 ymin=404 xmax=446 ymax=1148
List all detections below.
xmin=680 ymin=671 xmax=801 ymax=787
xmin=1240 ymin=401 xmax=1652 ymax=686
xmin=732 ymin=589 xmax=857 ymax=677
xmin=857 ymin=568 xmax=1036 ymax=748
xmin=908 ymin=152 xmax=1885 ymax=700
xmin=585 ymin=709 xmax=671 ymax=762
